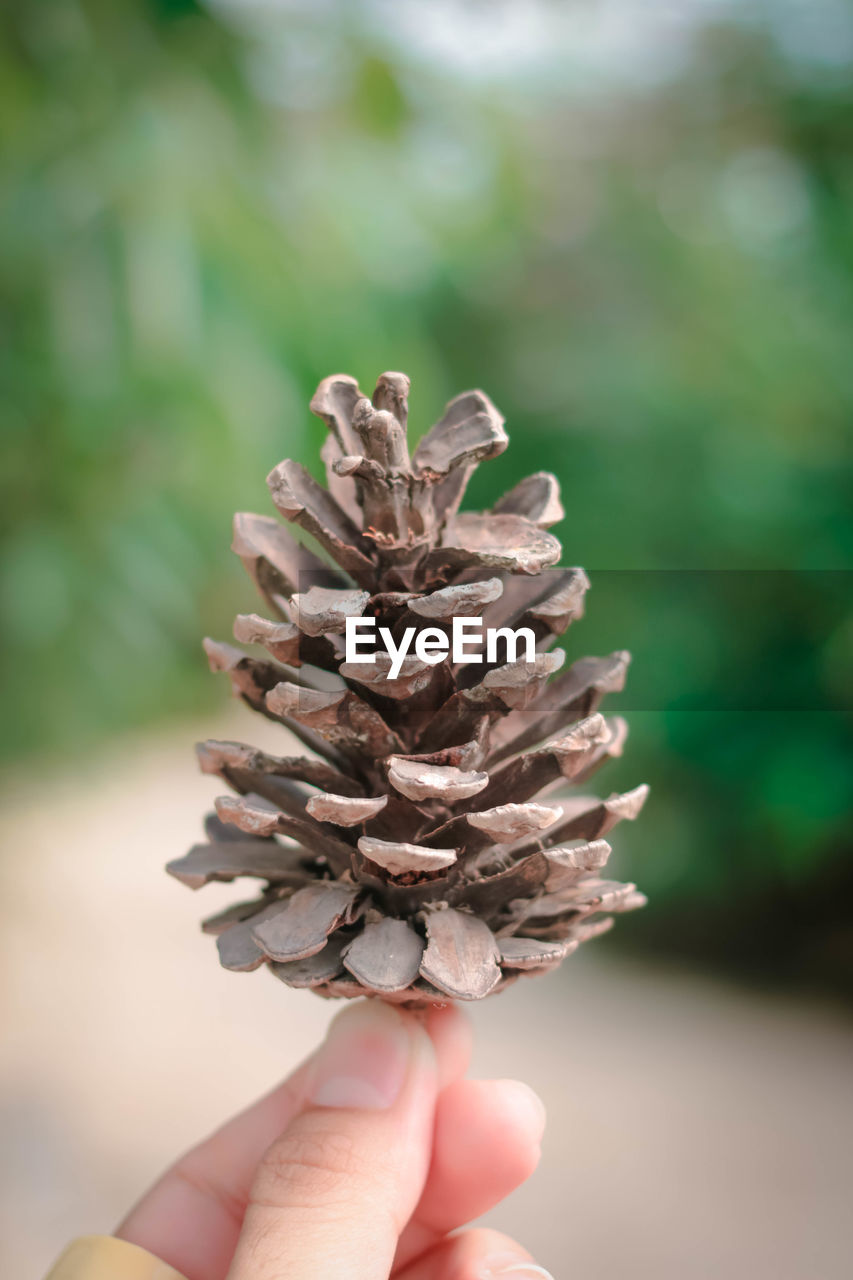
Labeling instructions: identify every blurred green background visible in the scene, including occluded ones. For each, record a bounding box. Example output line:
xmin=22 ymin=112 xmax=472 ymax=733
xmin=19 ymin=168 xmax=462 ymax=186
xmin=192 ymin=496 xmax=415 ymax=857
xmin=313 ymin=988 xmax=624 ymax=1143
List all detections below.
xmin=2 ymin=0 xmax=851 ymax=992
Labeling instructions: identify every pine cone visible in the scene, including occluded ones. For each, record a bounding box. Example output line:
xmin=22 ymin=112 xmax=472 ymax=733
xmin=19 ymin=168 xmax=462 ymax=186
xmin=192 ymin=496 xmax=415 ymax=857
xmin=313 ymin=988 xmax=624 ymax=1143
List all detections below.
xmin=167 ymin=372 xmax=648 ymax=1003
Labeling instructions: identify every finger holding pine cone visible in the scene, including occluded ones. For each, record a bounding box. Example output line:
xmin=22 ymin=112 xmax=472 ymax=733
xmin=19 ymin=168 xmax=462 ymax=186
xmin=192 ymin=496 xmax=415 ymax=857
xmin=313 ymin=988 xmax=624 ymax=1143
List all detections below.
xmin=166 ymin=371 xmax=648 ymax=1004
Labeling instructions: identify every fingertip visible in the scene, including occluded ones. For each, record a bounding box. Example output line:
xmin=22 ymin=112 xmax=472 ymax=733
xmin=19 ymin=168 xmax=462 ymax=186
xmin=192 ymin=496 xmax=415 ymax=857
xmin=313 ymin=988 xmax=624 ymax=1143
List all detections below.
xmin=412 ymin=1077 xmax=544 ymax=1236
xmin=421 ymin=1002 xmax=473 ymax=1086
xmin=322 ymin=999 xmax=470 ymax=1092
xmin=492 ymin=1078 xmax=546 ymax=1148
xmin=322 ymin=998 xmax=439 ymax=1078
xmin=438 ymin=1077 xmax=545 ymax=1172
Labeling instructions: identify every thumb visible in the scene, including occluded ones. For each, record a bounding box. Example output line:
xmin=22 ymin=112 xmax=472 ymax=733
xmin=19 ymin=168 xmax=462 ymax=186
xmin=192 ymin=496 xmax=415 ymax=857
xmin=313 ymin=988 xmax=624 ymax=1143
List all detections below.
xmin=227 ymin=1000 xmax=438 ymax=1280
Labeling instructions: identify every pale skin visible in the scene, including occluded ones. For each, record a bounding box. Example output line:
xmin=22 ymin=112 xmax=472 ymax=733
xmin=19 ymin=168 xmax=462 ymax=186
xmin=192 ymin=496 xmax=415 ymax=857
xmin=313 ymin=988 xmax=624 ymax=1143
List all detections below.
xmin=117 ymin=1000 xmax=553 ymax=1280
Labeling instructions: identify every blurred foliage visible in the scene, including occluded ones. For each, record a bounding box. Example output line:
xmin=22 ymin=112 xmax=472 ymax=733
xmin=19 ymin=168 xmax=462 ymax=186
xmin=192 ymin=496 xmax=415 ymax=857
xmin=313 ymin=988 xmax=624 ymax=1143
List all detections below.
xmin=1 ymin=0 xmax=851 ymax=990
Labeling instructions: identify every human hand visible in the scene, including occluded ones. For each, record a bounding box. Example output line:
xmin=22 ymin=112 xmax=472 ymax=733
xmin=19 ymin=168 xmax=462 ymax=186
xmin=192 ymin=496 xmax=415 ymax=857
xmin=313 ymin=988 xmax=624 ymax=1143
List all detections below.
xmin=116 ymin=1000 xmax=552 ymax=1280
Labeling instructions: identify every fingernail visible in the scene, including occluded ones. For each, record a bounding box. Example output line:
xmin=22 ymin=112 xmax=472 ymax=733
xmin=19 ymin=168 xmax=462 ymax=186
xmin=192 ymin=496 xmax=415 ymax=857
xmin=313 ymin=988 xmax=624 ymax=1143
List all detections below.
xmin=309 ymin=1000 xmax=411 ymax=1110
xmin=482 ymin=1258 xmax=556 ymax=1280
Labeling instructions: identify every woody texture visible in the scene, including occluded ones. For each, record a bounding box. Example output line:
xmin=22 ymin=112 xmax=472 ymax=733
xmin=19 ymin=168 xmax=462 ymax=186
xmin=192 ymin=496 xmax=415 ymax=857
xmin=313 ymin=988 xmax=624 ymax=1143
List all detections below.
xmin=167 ymin=371 xmax=648 ymax=1003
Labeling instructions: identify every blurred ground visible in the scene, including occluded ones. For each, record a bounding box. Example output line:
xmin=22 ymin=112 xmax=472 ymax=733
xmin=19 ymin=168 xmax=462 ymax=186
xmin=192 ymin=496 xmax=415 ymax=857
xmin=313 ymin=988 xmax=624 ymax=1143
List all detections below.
xmin=2 ymin=717 xmax=852 ymax=1280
